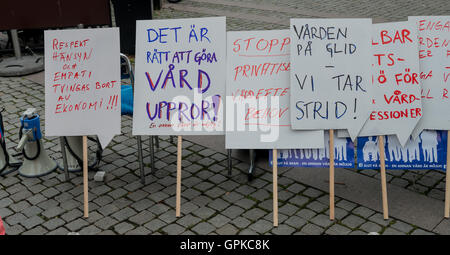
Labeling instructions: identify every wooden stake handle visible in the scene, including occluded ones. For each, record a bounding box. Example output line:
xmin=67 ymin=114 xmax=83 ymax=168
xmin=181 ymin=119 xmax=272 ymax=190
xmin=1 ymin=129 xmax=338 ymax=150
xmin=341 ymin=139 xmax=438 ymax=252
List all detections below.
xmin=82 ymin=136 xmax=89 ymax=218
xmin=445 ymin=130 xmax=450 ymax=218
xmin=273 ymin=149 xmax=278 ymax=227
xmin=378 ymin=135 xmax=389 ymax=219
xmin=176 ymin=136 xmax=182 ymax=217
xmin=329 ymin=129 xmax=335 ymax=220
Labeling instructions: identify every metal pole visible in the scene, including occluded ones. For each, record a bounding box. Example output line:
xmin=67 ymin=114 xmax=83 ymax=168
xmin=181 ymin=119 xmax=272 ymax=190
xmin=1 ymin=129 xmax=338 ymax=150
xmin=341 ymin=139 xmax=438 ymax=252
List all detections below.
xmin=10 ymin=30 xmax=21 ymax=60
xmin=60 ymin=137 xmax=70 ymax=182
xmin=137 ymin=136 xmax=145 ymax=184
xmin=228 ymin=149 xmax=232 ymax=176
xmin=150 ymin=136 xmax=155 ymax=174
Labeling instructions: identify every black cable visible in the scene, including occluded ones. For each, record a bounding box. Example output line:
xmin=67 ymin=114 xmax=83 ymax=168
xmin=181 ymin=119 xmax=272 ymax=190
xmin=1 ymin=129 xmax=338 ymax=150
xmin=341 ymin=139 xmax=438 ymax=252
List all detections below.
xmin=0 ymin=109 xmax=21 ymax=176
xmin=63 ymin=136 xmax=103 ymax=171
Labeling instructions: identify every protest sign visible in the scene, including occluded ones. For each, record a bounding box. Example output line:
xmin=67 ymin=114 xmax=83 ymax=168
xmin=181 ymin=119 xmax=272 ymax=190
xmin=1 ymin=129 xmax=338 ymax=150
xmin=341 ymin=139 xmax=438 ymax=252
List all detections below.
xmin=269 ymin=131 xmax=354 ymax=168
xmin=359 ymin=21 xmax=422 ymax=146
xmin=357 ymin=130 xmax=447 ymax=170
xmin=226 ymin=30 xmax=324 ymax=149
xmin=408 ymin=16 xmax=450 ymax=217
xmin=408 ymin=16 xmax=450 ymax=137
xmin=133 ymin=17 xmax=226 ymax=135
xmin=44 ymin=28 xmax=121 ymax=149
xmin=289 ymin=19 xmax=373 ymax=140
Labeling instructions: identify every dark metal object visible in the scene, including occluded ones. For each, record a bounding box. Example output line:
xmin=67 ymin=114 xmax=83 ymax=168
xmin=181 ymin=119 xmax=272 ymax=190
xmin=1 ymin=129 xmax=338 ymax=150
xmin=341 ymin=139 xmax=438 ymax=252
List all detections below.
xmin=111 ymin=0 xmax=152 ymax=54
xmin=0 ymin=0 xmax=111 ymax=30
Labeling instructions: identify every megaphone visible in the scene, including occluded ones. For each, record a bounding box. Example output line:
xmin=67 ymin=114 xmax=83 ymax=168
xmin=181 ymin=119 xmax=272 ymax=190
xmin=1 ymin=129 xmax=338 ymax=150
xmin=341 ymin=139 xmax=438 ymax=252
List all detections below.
xmin=16 ymin=108 xmax=58 ymax=177
xmin=0 ymin=109 xmax=21 ymax=176
xmin=61 ymin=136 xmax=102 ymax=172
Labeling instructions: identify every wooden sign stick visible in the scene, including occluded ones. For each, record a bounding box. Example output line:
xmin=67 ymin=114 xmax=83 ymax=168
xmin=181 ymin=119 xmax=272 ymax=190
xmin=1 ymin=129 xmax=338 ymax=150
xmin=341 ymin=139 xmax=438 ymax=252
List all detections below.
xmin=176 ymin=135 xmax=182 ymax=217
xmin=82 ymin=136 xmax=89 ymax=218
xmin=378 ymin=135 xmax=389 ymax=219
xmin=273 ymin=149 xmax=278 ymax=227
xmin=445 ymin=130 xmax=450 ymax=218
xmin=329 ymin=129 xmax=335 ymax=220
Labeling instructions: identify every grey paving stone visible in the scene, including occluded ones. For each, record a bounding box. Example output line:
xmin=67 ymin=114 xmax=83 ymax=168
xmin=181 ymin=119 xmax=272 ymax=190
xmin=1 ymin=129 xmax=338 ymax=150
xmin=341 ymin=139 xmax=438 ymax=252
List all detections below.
xmin=112 ymin=207 xmax=137 ymax=221
xmin=129 ymin=211 xmax=155 ymax=225
xmin=158 ymin=210 xmax=178 ymax=224
xmin=391 ymin=221 xmax=414 ymax=234
xmin=336 ymin=200 xmax=358 ymax=211
xmin=341 ymin=215 xmax=366 ymax=229
xmin=209 ymin=214 xmax=231 ymax=228
xmin=148 ymin=191 xmax=170 ymax=203
xmin=0 ymin=208 xmax=14 ymax=218
xmin=192 ymin=222 xmax=216 ymax=235
xmin=144 ymin=219 xmax=166 ymax=232
xmin=5 ymin=213 xmax=27 ymax=226
xmin=22 ymin=226 xmax=48 ymax=235
xmin=325 ymin=224 xmax=352 ymax=235
xmin=349 ymin=230 xmax=367 ymax=235
xmin=238 ymin=229 xmax=258 ymax=235
xmin=222 ymin=192 xmax=244 ymax=203
xmin=231 ymin=217 xmax=252 ymax=229
xmin=284 ymin=215 xmax=307 ymax=229
xmin=248 ymin=219 xmax=273 ymax=234
xmin=368 ymin=213 xmax=394 ymax=226
xmin=181 ymin=201 xmax=199 ymax=215
xmin=301 ymin=223 xmax=324 ymax=235
xmin=130 ymin=198 xmax=154 ymax=212
xmin=272 ymin=224 xmax=296 ymax=235
xmin=359 ymin=222 xmax=382 ymax=233
xmin=296 ymin=208 xmax=317 ymax=220
xmin=66 ymin=218 xmax=90 ymax=232
xmin=242 ymin=208 xmax=266 ymax=221
xmin=114 ymin=222 xmax=135 ymax=234
xmin=9 ymin=200 xmax=30 ymax=213
xmin=208 ymin=198 xmax=230 ymax=211
xmin=5 ymin=224 xmax=25 ymax=235
xmin=278 ymin=190 xmax=295 ymax=201
xmin=98 ymin=204 xmax=120 ymax=216
xmin=279 ymin=203 xmax=299 ymax=216
xmin=410 ymin=229 xmax=435 ymax=235
xmin=42 ymin=206 xmax=65 ymax=219
xmin=148 ymin=203 xmax=171 ymax=215
xmin=26 ymin=194 xmax=47 ymax=206
xmin=235 ymin=198 xmax=257 ymax=210
xmin=125 ymin=226 xmax=152 ymax=235
xmin=310 ymin=214 xmax=334 ymax=228
xmin=382 ymin=227 xmax=404 ymax=235
xmin=352 ymin=206 xmax=375 ymax=218
xmin=193 ymin=207 xmax=216 ymax=219
xmin=177 ymin=214 xmax=202 ymax=228
xmin=302 ymin=188 xmax=323 ymax=198
xmin=306 ymin=201 xmax=328 ymax=213
xmin=162 ymin=223 xmax=185 ymax=235
xmin=79 ymin=225 xmax=102 ymax=235
xmin=216 ymin=224 xmax=239 ymax=235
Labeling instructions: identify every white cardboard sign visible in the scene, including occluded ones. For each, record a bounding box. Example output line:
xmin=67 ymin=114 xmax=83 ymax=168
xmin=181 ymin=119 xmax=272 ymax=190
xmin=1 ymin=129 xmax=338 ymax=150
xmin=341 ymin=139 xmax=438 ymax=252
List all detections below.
xmin=225 ymin=30 xmax=324 ymax=149
xmin=133 ymin=17 xmax=226 ymax=135
xmin=359 ymin=21 xmax=422 ymax=146
xmin=289 ymin=19 xmax=373 ymax=140
xmin=44 ymin=28 xmax=121 ymax=149
xmin=409 ymin=16 xmax=450 ymax=137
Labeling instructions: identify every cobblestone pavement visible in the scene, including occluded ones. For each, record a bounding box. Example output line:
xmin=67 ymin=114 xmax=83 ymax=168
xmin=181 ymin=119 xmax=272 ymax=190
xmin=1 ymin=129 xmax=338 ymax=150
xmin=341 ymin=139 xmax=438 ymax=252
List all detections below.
xmin=1 ymin=0 xmax=450 ymax=235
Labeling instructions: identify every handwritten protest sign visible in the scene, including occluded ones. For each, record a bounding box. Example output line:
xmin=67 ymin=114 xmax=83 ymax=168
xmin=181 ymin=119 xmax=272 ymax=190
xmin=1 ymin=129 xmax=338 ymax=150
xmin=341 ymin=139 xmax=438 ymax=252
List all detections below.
xmin=357 ymin=130 xmax=447 ymax=170
xmin=269 ymin=131 xmax=354 ymax=167
xmin=408 ymin=16 xmax=450 ymax=137
xmin=359 ymin=21 xmax=422 ymax=146
xmin=226 ymin=30 xmax=324 ymax=149
xmin=133 ymin=17 xmax=226 ymax=135
xmin=289 ymin=19 xmax=373 ymax=140
xmin=44 ymin=28 xmax=121 ymax=148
